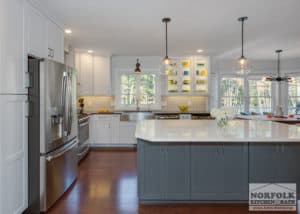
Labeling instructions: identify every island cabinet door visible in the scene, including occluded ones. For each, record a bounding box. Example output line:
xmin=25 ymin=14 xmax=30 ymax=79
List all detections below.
xmin=164 ymin=144 xmax=190 ymax=200
xmin=222 ymin=143 xmax=248 ymax=200
xmin=275 ymin=143 xmax=300 ymax=197
xmin=190 ymin=144 xmax=224 ymax=200
xmin=249 ymin=143 xmax=277 ymax=183
xmin=137 ymin=141 xmax=164 ymax=200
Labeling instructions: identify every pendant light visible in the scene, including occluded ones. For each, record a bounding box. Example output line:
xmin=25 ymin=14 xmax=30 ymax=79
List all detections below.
xmin=134 ymin=58 xmax=141 ymax=73
xmin=262 ymin=50 xmax=295 ymax=82
xmin=162 ymin=17 xmax=171 ymax=65
xmin=236 ymin=16 xmax=250 ymax=75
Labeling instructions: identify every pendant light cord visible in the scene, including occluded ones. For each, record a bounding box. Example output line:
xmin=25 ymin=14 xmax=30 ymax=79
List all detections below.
xmin=277 ymin=51 xmax=280 ymax=77
xmin=165 ymin=21 xmax=168 ymax=57
xmin=241 ymin=19 xmax=244 ymax=57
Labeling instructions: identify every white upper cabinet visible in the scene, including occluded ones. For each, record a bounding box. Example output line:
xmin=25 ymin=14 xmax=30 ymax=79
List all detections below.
xmin=24 ymin=1 xmax=47 ymax=59
xmin=75 ymin=52 xmax=111 ymax=96
xmin=76 ymin=53 xmax=93 ymax=96
xmin=0 ymin=0 xmax=26 ymax=94
xmin=93 ymin=56 xmax=111 ymax=95
xmin=24 ymin=0 xmax=64 ymax=63
xmin=47 ymin=20 xmax=64 ymax=63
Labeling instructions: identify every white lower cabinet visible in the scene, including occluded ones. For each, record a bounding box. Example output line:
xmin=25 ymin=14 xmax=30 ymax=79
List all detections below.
xmin=89 ymin=115 xmax=120 ymax=145
xmin=119 ymin=121 xmax=137 ymax=144
xmin=89 ymin=115 xmax=137 ymax=146
xmin=0 ymin=95 xmax=28 ymax=214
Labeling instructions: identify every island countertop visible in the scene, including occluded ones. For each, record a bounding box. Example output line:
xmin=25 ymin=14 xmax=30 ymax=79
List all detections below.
xmin=135 ymin=119 xmax=300 ymax=142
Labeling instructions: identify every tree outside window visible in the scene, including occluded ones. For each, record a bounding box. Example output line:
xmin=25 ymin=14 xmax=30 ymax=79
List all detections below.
xmin=120 ymin=73 xmax=157 ymax=107
xmin=220 ymin=78 xmax=244 ymax=112
xmin=248 ymin=80 xmax=272 ymax=114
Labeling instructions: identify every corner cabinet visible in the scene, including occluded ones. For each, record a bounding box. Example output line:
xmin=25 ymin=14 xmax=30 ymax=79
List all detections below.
xmin=165 ymin=56 xmax=210 ymax=96
xmin=75 ymin=52 xmax=111 ymax=96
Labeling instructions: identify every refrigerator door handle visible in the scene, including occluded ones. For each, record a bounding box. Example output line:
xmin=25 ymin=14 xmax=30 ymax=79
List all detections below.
xmin=62 ymin=72 xmax=68 ymax=136
xmin=67 ymin=74 xmax=73 ymax=134
xmin=46 ymin=139 xmax=77 ymax=161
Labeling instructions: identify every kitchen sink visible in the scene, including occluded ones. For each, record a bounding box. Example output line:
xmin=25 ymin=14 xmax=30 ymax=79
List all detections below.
xmin=120 ymin=111 xmax=154 ymax=121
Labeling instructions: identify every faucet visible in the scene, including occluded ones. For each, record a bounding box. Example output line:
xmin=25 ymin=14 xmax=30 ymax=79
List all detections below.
xmin=136 ymin=98 xmax=140 ymax=111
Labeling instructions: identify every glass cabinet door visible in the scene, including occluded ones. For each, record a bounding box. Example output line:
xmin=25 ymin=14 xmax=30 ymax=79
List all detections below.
xmin=181 ymin=59 xmax=191 ymax=93
xmin=195 ymin=61 xmax=208 ymax=94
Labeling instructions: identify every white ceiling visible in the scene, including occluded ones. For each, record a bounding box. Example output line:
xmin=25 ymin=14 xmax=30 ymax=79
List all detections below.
xmin=42 ymin=0 xmax=300 ymax=59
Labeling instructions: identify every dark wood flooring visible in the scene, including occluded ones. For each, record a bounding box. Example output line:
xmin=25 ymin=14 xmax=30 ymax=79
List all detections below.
xmin=46 ymin=150 xmax=298 ymax=214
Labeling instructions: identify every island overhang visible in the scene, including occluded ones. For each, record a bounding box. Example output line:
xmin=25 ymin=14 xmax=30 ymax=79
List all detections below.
xmin=135 ymin=119 xmax=300 ymax=142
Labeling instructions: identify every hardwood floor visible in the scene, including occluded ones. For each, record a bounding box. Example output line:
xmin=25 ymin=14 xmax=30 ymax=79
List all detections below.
xmin=46 ymin=150 xmax=298 ymax=214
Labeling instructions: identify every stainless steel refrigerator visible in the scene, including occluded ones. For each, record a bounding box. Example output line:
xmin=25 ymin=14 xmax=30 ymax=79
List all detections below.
xmin=28 ymin=57 xmax=78 ymax=213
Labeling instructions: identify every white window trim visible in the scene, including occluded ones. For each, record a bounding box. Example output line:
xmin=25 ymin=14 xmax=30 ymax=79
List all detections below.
xmin=287 ymin=73 xmax=300 ymax=114
xmin=247 ymin=75 xmax=273 ymax=113
xmin=218 ymin=74 xmax=275 ymax=113
xmin=218 ymin=74 xmax=246 ymax=111
xmin=114 ymin=69 xmax=161 ymax=111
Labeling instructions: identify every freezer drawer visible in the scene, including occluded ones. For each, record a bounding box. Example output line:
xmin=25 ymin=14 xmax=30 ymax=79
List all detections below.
xmin=40 ymin=139 xmax=78 ymax=211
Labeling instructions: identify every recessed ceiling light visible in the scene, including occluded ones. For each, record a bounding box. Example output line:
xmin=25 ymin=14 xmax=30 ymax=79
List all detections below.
xmin=197 ymin=49 xmax=204 ymax=53
xmin=87 ymin=50 xmax=93 ymax=53
xmin=64 ymin=29 xmax=72 ymax=34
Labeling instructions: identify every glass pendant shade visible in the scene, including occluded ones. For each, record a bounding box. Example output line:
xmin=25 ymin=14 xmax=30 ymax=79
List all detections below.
xmin=236 ymin=56 xmax=250 ymax=75
xmin=163 ymin=56 xmax=170 ymax=65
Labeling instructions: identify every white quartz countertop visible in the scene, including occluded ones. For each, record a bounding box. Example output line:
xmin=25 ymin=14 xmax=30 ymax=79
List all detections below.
xmin=135 ymin=119 xmax=300 ymax=142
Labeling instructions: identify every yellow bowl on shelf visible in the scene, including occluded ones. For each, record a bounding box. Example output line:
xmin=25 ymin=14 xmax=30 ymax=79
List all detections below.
xmin=178 ymin=105 xmax=189 ymax=112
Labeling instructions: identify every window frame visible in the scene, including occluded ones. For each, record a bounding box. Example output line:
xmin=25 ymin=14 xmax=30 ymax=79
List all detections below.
xmin=247 ymin=76 xmax=273 ymax=114
xmin=115 ymin=69 xmax=161 ymax=111
xmin=218 ymin=74 xmax=246 ymax=112
xmin=287 ymin=73 xmax=300 ymax=114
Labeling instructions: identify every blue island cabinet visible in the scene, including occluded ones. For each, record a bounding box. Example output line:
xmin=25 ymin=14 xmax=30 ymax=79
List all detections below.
xmin=249 ymin=143 xmax=300 ymax=197
xmin=190 ymin=143 xmax=248 ymax=201
xmin=137 ymin=140 xmax=190 ymax=201
xmin=137 ymin=140 xmax=249 ymax=202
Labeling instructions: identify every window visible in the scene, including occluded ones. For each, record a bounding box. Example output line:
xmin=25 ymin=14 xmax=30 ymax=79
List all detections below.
xmin=288 ymin=77 xmax=300 ymax=114
xmin=248 ymin=79 xmax=272 ymax=113
xmin=120 ymin=74 xmax=137 ymax=105
xmin=220 ymin=77 xmax=244 ymax=111
xmin=118 ymin=73 xmax=159 ymax=109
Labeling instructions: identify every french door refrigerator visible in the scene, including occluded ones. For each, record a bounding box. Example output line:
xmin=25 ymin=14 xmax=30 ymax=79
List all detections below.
xmin=27 ymin=57 xmax=78 ymax=213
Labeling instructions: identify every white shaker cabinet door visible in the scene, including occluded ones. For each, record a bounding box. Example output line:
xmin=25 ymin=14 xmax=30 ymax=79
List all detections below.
xmin=93 ymin=56 xmax=111 ymax=96
xmin=76 ymin=53 xmax=93 ymax=96
xmin=0 ymin=0 xmax=26 ymax=94
xmin=0 ymin=95 xmax=28 ymax=214
xmin=119 ymin=121 xmax=137 ymax=144
xmin=89 ymin=115 xmax=112 ymax=144
xmin=24 ymin=0 xmax=48 ymax=59
xmin=47 ymin=20 xmax=64 ymax=63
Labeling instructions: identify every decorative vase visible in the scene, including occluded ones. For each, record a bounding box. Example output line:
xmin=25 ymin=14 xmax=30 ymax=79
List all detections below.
xmin=216 ymin=116 xmax=228 ymax=128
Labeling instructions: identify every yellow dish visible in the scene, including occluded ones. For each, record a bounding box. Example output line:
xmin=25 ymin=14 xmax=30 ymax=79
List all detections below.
xmin=178 ymin=105 xmax=188 ymax=112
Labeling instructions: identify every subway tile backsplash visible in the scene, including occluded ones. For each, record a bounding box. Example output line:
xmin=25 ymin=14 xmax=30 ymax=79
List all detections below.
xmin=78 ymin=96 xmax=209 ymax=113
xmin=161 ymin=96 xmax=209 ymax=112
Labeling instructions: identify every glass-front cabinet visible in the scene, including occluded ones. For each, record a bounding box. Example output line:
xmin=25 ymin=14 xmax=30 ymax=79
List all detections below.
xmin=165 ymin=56 xmax=209 ymax=95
